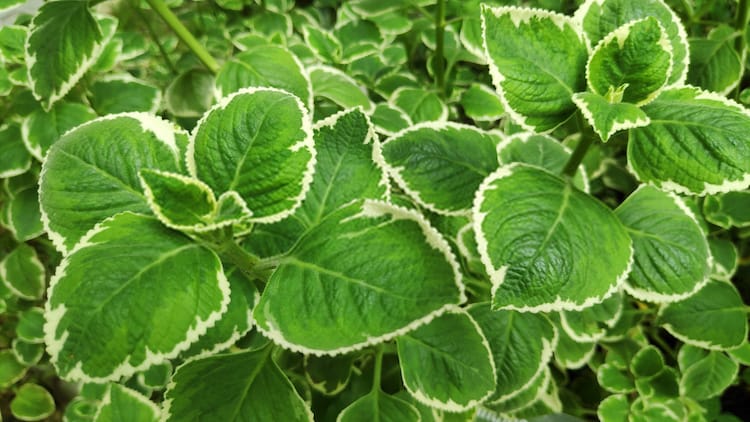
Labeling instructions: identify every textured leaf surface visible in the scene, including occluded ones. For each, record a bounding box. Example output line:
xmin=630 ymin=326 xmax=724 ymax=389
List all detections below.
xmin=39 ymin=113 xmax=185 ymax=253
xmin=587 ymin=17 xmax=672 ymax=105
xmin=189 ymin=87 xmax=314 ymax=223
xmin=163 ymin=348 xmax=312 ymax=421
xmin=45 ymin=213 xmax=229 ymax=382
xmin=659 ymin=279 xmax=748 ymax=350
xmin=0 ymin=243 xmax=45 ymax=300
xmin=338 ymin=391 xmax=419 ymax=422
xmin=615 ymin=185 xmax=710 ymax=302
xmin=254 ymin=200 xmax=464 ymax=355
xmin=482 ymin=5 xmax=587 ymax=132
xmin=628 ymin=87 xmax=750 ymax=195
xmin=26 ymin=0 xmax=106 ymax=109
xmin=380 ymin=123 xmax=500 ymax=215
xmin=576 ymin=0 xmax=689 ymax=86
xmin=474 ymin=164 xmax=632 ymax=312
xmin=94 ymin=384 xmax=159 ymax=422
xmin=468 ymin=303 xmax=556 ymax=404
xmin=397 ymin=308 xmax=495 ymax=411
xmin=572 ymin=92 xmax=650 ymax=141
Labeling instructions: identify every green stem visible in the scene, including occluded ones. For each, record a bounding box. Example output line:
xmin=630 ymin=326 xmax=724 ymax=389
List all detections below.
xmin=144 ymin=0 xmax=220 ymax=74
xmin=371 ymin=345 xmax=384 ymax=392
xmin=561 ymin=135 xmax=593 ymax=178
xmin=434 ymin=0 xmax=446 ymax=97
xmin=216 ymin=238 xmax=268 ymax=282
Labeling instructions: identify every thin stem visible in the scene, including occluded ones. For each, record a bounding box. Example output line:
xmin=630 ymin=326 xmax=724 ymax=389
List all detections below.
xmin=218 ymin=239 xmax=268 ymax=282
xmin=561 ymin=135 xmax=593 ymax=178
xmin=434 ymin=0 xmax=446 ymax=97
xmin=371 ymin=345 xmax=384 ymax=392
xmin=144 ymin=0 xmax=220 ymax=74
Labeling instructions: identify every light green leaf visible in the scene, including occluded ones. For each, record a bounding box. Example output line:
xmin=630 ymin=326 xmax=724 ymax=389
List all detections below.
xmin=94 ymin=384 xmax=159 ymax=422
xmin=88 ymin=15 xmax=119 ymax=74
xmin=163 ymin=347 xmax=313 ymax=421
xmin=615 ymin=185 xmax=711 ymax=302
xmin=44 ymin=212 xmax=230 ymax=382
xmin=597 ymin=363 xmax=635 ymax=393
xmin=680 ymin=350 xmax=739 ymax=400
xmin=496 ymin=132 xmax=588 ymax=192
xmin=481 ymin=5 xmax=587 ymax=132
xmin=12 ymin=340 xmax=44 ymax=367
xmin=165 ymin=68 xmax=214 ymax=118
xmin=397 ymin=308 xmax=495 ymax=411
xmin=254 ymin=200 xmax=464 ymax=355
xmin=88 ymin=75 xmax=162 ymax=115
xmin=703 ymin=191 xmax=750 ymax=229
xmin=39 ymin=113 xmax=186 ymax=254
xmin=560 ymin=290 xmax=624 ymax=342
xmin=26 ymin=1 xmax=107 ymax=109
xmin=17 ymin=307 xmax=45 ymax=344
xmin=0 ymin=349 xmax=27 ymax=388
xmin=572 ymin=91 xmax=650 ymax=141
xmin=631 ymin=345 xmax=664 ymax=379
xmin=0 ymin=25 xmax=26 ymax=64
xmin=334 ymin=20 xmax=383 ymax=63
xmin=64 ymin=397 xmax=99 ymax=422
xmin=468 ymin=303 xmax=556 ymax=404
xmin=658 ymin=279 xmax=748 ymax=350
xmin=188 ymin=87 xmax=315 ymax=224
xmin=551 ymin=314 xmax=596 ymax=369
xmin=709 ymin=238 xmax=738 ymax=280
xmin=309 ymin=65 xmax=373 ymax=112
xmin=10 ymin=383 xmax=55 ymax=422
xmin=296 ymin=107 xmax=386 ymax=227
xmin=380 ymin=122 xmax=500 ymax=216
xmin=138 ymin=361 xmax=172 ymax=390
xmin=214 ymin=45 xmax=312 ymax=111
xmin=391 ymin=87 xmax=448 ymax=123
xmin=5 ymin=185 xmax=44 ymax=242
xmin=727 ymin=342 xmax=750 ymax=365
xmin=0 ymin=123 xmax=31 ymax=178
xmin=337 ymin=390 xmax=420 ymax=422
xmin=575 ymin=0 xmax=689 ymax=86
xmin=597 ymin=394 xmax=629 ymax=422
xmin=460 ymin=83 xmax=504 ymax=122
xmin=0 ymin=243 xmax=45 ymax=300
xmin=628 ymin=86 xmax=750 ymax=195
xmin=474 ymin=164 xmax=632 ymax=312
xmin=369 ymin=103 xmax=412 ymax=136
xmin=301 ymin=25 xmax=342 ymax=63
xmin=688 ymin=25 xmax=743 ymax=95
xmin=483 ymin=366 xmax=552 ymax=415
xmin=21 ymin=101 xmax=97 ymax=161
xmin=587 ymin=17 xmax=672 ymax=105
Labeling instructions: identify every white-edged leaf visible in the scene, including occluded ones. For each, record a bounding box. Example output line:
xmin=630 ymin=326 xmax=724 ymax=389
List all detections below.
xmin=308 ymin=65 xmax=373 ymax=112
xmin=0 ymin=243 xmax=45 ymax=300
xmin=94 ymin=384 xmax=160 ymax=422
xmin=337 ymin=390 xmax=420 ymax=422
xmin=21 ymin=101 xmax=97 ymax=161
xmin=688 ymin=25 xmax=743 ymax=95
xmin=391 ymin=87 xmax=448 ymax=123
xmin=0 ymin=123 xmax=31 ymax=178
xmin=572 ymin=91 xmax=650 ymax=141
xmin=88 ymin=74 xmax=162 ymax=115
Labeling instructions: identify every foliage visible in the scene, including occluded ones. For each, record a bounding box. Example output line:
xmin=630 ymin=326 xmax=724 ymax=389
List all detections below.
xmin=1 ymin=0 xmax=750 ymax=420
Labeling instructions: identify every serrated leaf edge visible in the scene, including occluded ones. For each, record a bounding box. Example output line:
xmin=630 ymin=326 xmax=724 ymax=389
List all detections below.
xmin=571 ymin=92 xmax=651 ymax=141
xmin=94 ymin=384 xmax=161 ymax=421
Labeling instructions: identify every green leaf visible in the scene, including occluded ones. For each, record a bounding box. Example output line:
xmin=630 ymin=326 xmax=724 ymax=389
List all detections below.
xmin=0 ymin=243 xmax=45 ymax=300
xmin=94 ymin=384 xmax=159 ymax=422
xmin=39 ymin=113 xmax=186 ymax=254
xmin=560 ymin=290 xmax=624 ymax=342
xmin=0 ymin=349 xmax=27 ymax=389
xmin=17 ymin=307 xmax=45 ymax=344
xmin=575 ymin=0 xmax=689 ymax=86
xmin=12 ymin=340 xmax=45 ymax=367
xmin=727 ymin=342 xmax=750 ymax=366
xmin=468 ymin=303 xmax=556 ymax=404
xmin=680 ymin=350 xmax=739 ymax=400
xmin=552 ymin=316 xmax=596 ymax=369
xmin=296 ymin=108 xmax=386 ymax=227
xmin=26 ymin=1 xmax=107 ymax=109
xmin=379 ymin=122 xmax=500 ymax=215
xmin=188 ymin=87 xmax=315 ymax=224
xmin=88 ymin=75 xmax=162 ymax=115
xmin=598 ymin=363 xmax=635 ymax=393
xmin=163 ymin=348 xmax=313 ymax=421
xmin=658 ymin=279 xmax=748 ymax=350
xmin=481 ymin=5 xmax=587 ymax=132
xmin=628 ymin=86 xmax=750 ymax=195
xmin=497 ymin=132 xmax=588 ymax=191
xmin=483 ymin=366 xmax=552 ymax=415
xmin=474 ymin=164 xmax=632 ymax=312
xmin=338 ymin=390 xmax=419 ymax=422
xmin=0 ymin=123 xmax=31 ymax=178
xmin=253 ymin=200 xmax=464 ymax=355
xmin=391 ymin=87 xmax=448 ymax=123
xmin=165 ymin=69 xmax=215 ymax=118
xmin=302 ymin=25 xmax=342 ymax=63
xmin=138 ymin=361 xmax=172 ymax=390
xmin=64 ymin=397 xmax=99 ymax=422
xmin=709 ymin=238 xmax=738 ymax=280
xmin=688 ymin=25 xmax=743 ymax=95
xmin=5 ymin=185 xmax=44 ymax=242
xmin=214 ymin=45 xmax=312 ymax=111
xmin=309 ymin=65 xmax=374 ymax=112
xmin=369 ymin=103 xmax=412 ymax=136
xmin=0 ymin=25 xmax=26 ymax=64
xmin=21 ymin=101 xmax=97 ymax=161
xmin=572 ymin=91 xmax=650 ymax=141
xmin=631 ymin=345 xmax=665 ymax=379
xmin=460 ymin=83 xmax=504 ymax=122
xmin=10 ymin=383 xmax=55 ymax=421
xmin=397 ymin=308 xmax=495 ymax=411
xmin=586 ymin=17 xmax=672 ymax=105
xmin=304 ymin=354 xmax=355 ymax=396
xmin=615 ymin=185 xmax=711 ymax=302
xmin=703 ymin=191 xmax=750 ymax=229
xmin=597 ymin=394 xmax=629 ymax=422
xmin=44 ymin=212 xmax=230 ymax=382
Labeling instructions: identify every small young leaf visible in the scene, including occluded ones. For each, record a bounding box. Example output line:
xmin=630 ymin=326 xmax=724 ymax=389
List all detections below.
xmin=615 ymin=185 xmax=711 ymax=302
xmin=253 ymin=200 xmax=464 ymax=355
xmin=0 ymin=25 xmax=26 ymax=64
xmin=474 ymin=164 xmax=632 ymax=312
xmin=165 ymin=68 xmax=214 ymax=118
xmin=560 ymin=290 xmax=624 ymax=342
xmin=138 ymin=361 xmax=172 ymax=390
xmin=308 ymin=65 xmax=373 ymax=112
xmin=16 ymin=307 xmax=45 ymax=344
xmin=481 ymin=5 xmax=587 ymax=132
xmin=597 ymin=394 xmax=629 ymax=422
xmin=380 ymin=122 xmax=500 ymax=215
xmin=6 ymin=185 xmax=44 ymax=242
xmin=391 ymin=87 xmax=448 ymax=123
xmin=10 ymin=383 xmax=55 ymax=422
xmin=163 ymin=348 xmax=313 ymax=421
xmin=0 ymin=349 xmax=27 ymax=389
xmin=659 ymin=279 xmax=748 ymax=350
xmin=709 ymin=238 xmax=738 ymax=280
xmin=0 ymin=123 xmax=31 ymax=178
xmin=680 ymin=350 xmax=739 ymax=400
xmin=397 ymin=308 xmax=495 ymax=411
xmin=631 ymin=345 xmax=665 ymax=379
xmin=551 ymin=314 xmax=596 ymax=369
xmin=369 ymin=103 xmax=412 ymax=136
xmin=21 ymin=101 xmax=97 ymax=161
xmin=460 ymin=83 xmax=504 ymax=122
xmin=598 ymin=363 xmax=635 ymax=393
xmin=188 ymin=87 xmax=315 ymax=224
xmin=0 ymin=243 xmax=45 ymax=300
xmin=304 ymin=354 xmax=355 ymax=396
xmin=572 ymin=91 xmax=650 ymax=141
xmin=88 ymin=75 xmax=162 ymax=115
xmin=628 ymin=87 xmax=750 ymax=195
xmin=337 ymin=390 xmax=419 ymax=422
xmin=703 ymin=191 xmax=750 ymax=229
xmin=688 ymin=25 xmax=743 ymax=95
xmin=302 ymin=25 xmax=342 ymax=63
xmin=12 ymin=339 xmax=44 ymax=367
xmin=94 ymin=384 xmax=159 ymax=422
xmin=45 ymin=212 xmax=230 ymax=382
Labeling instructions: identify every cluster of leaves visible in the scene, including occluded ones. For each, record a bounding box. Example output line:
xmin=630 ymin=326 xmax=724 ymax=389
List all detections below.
xmin=1 ymin=0 xmax=750 ymax=420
